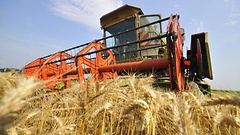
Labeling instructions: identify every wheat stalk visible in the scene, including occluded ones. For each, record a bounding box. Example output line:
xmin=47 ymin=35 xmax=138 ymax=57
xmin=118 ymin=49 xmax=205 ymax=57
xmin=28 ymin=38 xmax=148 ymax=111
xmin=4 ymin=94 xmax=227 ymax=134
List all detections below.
xmin=202 ymin=95 xmax=240 ymax=107
xmin=1 ymin=72 xmax=240 ymax=134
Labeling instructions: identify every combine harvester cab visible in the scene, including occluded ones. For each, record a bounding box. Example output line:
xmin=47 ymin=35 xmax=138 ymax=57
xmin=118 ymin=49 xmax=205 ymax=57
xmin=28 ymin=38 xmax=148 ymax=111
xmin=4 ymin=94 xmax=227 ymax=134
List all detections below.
xmin=23 ymin=4 xmax=213 ymax=93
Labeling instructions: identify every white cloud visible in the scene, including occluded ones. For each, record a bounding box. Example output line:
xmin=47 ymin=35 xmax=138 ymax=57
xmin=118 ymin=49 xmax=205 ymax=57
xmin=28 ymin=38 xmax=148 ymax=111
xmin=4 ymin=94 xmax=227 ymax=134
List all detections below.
xmin=229 ymin=13 xmax=240 ymax=18
xmin=190 ymin=19 xmax=206 ymax=32
xmin=51 ymin=0 xmax=123 ymax=29
xmin=225 ymin=19 xmax=240 ymax=26
xmin=174 ymin=3 xmax=179 ymax=8
xmin=224 ymin=0 xmax=240 ymax=25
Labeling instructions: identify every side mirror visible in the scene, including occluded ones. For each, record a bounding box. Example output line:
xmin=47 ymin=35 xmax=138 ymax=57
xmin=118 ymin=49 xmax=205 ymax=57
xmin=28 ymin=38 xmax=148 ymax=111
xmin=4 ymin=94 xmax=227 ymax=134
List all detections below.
xmin=180 ymin=28 xmax=185 ymax=42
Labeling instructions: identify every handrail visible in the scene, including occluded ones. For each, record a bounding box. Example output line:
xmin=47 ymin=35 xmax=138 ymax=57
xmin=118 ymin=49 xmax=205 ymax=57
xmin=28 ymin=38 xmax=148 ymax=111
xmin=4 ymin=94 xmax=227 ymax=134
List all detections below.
xmin=24 ymin=15 xmax=177 ymax=69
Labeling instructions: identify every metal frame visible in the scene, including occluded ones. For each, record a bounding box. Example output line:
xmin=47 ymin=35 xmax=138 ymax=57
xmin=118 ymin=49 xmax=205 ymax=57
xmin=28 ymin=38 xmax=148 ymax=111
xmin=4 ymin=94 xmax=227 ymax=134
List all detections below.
xmin=23 ymin=14 xmax=212 ymax=93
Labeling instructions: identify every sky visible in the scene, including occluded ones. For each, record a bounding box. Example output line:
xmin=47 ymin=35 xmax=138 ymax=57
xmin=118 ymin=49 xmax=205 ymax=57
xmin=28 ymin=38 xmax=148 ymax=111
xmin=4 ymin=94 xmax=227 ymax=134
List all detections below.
xmin=0 ymin=0 xmax=240 ymax=90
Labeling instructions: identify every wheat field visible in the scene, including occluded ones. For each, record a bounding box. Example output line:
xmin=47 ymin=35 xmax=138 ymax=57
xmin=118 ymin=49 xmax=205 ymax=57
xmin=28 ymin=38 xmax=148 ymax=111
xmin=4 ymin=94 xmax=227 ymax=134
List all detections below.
xmin=0 ymin=72 xmax=239 ymax=135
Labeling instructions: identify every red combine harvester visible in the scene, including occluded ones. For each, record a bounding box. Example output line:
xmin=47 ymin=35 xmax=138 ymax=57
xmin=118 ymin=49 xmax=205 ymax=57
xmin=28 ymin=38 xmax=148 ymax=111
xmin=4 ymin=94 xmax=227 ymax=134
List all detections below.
xmin=23 ymin=5 xmax=213 ymax=93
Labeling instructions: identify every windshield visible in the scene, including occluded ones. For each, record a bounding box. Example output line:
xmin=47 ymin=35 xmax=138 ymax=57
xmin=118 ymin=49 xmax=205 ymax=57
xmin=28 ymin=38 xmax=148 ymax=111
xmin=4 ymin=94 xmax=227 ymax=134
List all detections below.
xmin=139 ymin=15 xmax=162 ymax=46
xmin=105 ymin=18 xmax=137 ymax=61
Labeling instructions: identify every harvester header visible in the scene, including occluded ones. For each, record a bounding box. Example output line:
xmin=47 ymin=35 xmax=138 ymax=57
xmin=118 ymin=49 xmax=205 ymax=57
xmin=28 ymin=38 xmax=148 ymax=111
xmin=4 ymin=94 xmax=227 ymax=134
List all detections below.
xmin=23 ymin=4 xmax=213 ymax=93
